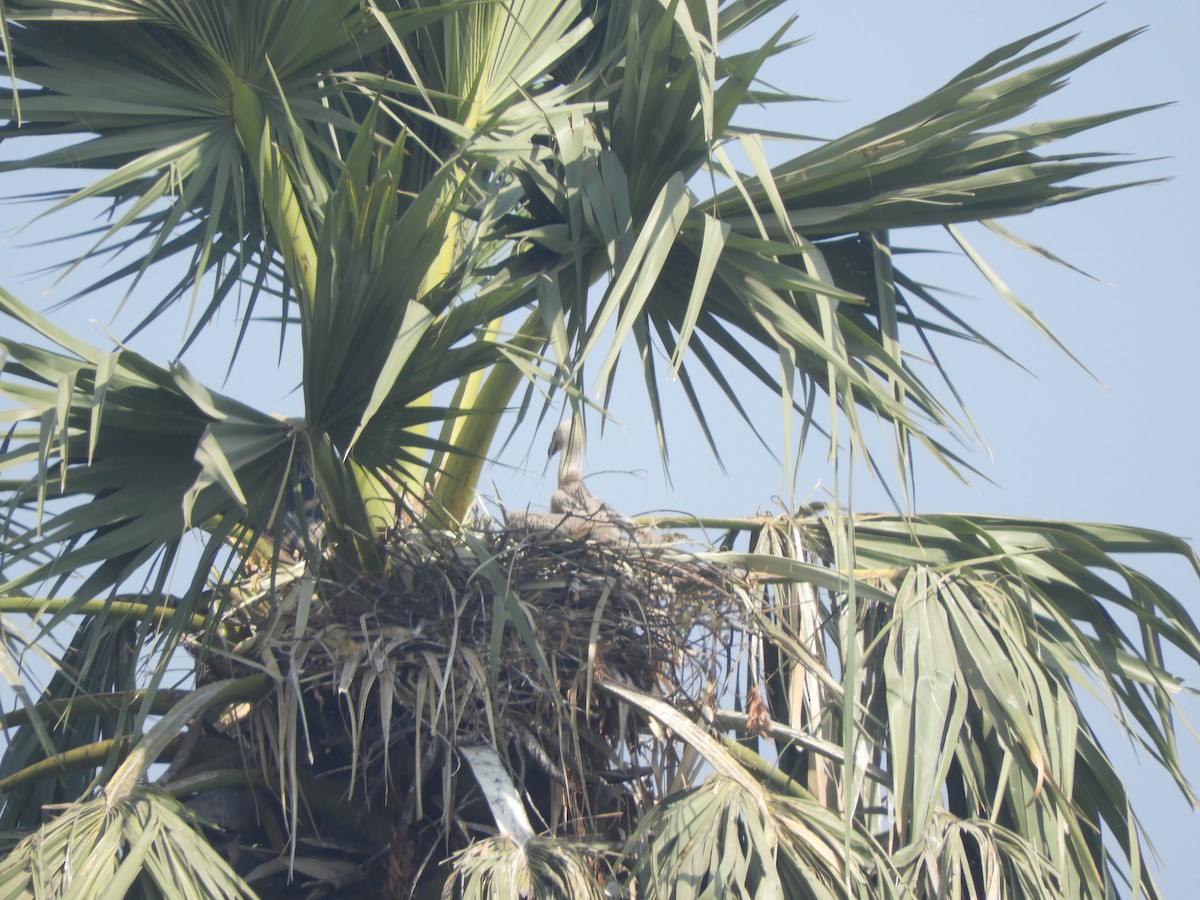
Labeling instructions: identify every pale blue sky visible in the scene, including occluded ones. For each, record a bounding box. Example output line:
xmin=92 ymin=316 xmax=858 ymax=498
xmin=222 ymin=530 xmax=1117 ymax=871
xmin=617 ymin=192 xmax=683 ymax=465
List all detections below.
xmin=1 ymin=1 xmax=1196 ymax=892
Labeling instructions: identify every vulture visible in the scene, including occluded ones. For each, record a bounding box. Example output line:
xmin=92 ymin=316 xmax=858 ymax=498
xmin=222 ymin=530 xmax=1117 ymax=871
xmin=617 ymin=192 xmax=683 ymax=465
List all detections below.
xmin=548 ymin=419 xmax=610 ymax=519
xmin=544 ymin=418 xmax=659 ymax=545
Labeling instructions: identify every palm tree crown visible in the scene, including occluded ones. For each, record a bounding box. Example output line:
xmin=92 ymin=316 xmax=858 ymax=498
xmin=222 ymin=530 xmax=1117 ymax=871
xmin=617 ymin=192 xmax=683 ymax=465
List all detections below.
xmin=0 ymin=2 xmax=1195 ymax=897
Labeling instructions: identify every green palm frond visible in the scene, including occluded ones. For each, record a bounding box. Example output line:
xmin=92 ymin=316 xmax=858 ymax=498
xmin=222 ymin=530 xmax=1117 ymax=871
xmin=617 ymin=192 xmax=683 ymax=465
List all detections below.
xmin=678 ymin=17 xmax=1159 ymax=473
xmin=608 ymin=678 xmax=899 ymax=898
xmin=0 ymin=3 xmax=1159 ymax=497
xmin=0 ymin=289 xmax=296 ymax=596
xmin=0 ymin=0 xmax=454 ymax=345
xmin=473 ymin=10 xmax=1159 ymax=488
xmin=706 ymin=510 xmax=1199 ymax=898
xmin=625 ymin=775 xmax=904 ymax=900
xmin=708 ymin=14 xmax=1157 ymax=237
xmin=0 ymin=289 xmax=301 ymax=831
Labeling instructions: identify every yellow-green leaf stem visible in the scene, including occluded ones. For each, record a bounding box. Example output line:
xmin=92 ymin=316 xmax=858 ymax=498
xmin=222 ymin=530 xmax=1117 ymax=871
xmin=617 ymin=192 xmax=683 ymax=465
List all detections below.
xmin=0 ymin=690 xmax=191 ymax=732
xmin=0 ymin=737 xmax=134 ymax=797
xmin=0 ymin=596 xmax=207 ymax=633
xmin=397 ymin=170 xmax=473 ymax=496
xmin=433 ymin=313 xmax=505 ymax=470
xmin=228 ymin=75 xmax=318 ymax=311
xmin=107 ymin=675 xmax=272 ymax=805
xmin=431 ymin=312 xmax=548 ymax=522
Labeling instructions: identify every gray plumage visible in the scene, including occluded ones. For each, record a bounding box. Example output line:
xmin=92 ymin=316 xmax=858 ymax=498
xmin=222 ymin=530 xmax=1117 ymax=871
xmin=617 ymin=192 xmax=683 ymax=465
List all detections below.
xmin=548 ymin=419 xmax=609 ymax=519
xmin=541 ymin=418 xmax=660 ymax=545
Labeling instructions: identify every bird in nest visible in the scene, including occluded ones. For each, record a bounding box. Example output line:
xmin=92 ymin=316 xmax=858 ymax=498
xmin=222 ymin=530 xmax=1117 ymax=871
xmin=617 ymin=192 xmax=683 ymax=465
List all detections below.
xmin=540 ymin=417 xmax=660 ymax=545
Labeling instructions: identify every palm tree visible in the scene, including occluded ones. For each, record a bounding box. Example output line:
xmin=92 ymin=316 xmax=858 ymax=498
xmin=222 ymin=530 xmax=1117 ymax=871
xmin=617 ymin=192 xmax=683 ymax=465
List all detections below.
xmin=0 ymin=2 xmax=1194 ymax=897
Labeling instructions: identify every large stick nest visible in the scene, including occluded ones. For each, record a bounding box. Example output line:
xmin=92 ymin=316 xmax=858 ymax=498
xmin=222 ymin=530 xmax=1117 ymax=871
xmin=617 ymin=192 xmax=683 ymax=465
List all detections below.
xmin=191 ymin=521 xmax=745 ymax=892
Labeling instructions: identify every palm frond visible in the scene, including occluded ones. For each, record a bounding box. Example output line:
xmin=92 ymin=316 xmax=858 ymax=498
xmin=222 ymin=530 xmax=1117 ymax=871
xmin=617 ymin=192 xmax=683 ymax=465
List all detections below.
xmin=0 ymin=787 xmax=256 ymax=899
xmin=710 ymin=510 xmax=1200 ymax=898
xmin=0 ymin=289 xmax=296 ymax=597
xmin=0 ymin=0 xmax=454 ymax=346
xmin=446 ymin=833 xmax=611 ymax=900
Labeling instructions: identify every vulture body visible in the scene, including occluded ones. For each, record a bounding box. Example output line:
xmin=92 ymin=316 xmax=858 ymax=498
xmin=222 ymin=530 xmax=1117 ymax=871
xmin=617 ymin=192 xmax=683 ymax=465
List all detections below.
xmin=541 ymin=419 xmax=659 ymax=545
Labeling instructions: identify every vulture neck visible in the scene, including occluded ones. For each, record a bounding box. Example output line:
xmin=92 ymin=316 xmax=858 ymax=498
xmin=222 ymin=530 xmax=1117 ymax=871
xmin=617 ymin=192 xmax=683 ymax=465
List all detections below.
xmin=556 ymin=421 xmax=585 ymax=486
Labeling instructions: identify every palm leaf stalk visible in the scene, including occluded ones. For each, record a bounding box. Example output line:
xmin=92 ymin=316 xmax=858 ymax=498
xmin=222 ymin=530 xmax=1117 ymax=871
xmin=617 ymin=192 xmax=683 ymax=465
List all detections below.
xmin=0 ymin=2 xmax=1194 ymax=897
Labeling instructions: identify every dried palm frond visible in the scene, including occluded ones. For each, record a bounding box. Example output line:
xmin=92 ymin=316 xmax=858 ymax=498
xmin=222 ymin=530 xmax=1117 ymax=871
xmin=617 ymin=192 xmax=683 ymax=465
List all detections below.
xmin=444 ymin=833 xmax=612 ymax=900
xmin=0 ymin=787 xmax=256 ymax=900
